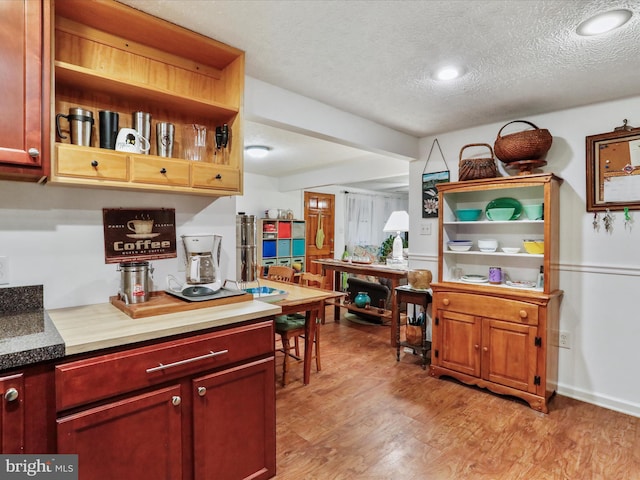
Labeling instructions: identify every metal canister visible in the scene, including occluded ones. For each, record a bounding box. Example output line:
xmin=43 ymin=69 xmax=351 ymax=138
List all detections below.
xmin=118 ymin=261 xmax=153 ymax=304
xmin=236 ymin=213 xmax=257 ymax=282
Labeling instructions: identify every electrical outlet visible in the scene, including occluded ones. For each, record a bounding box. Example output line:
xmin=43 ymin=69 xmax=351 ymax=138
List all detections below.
xmin=0 ymin=256 xmax=9 ymax=285
xmin=420 ymin=223 xmax=432 ymax=236
xmin=559 ymin=330 xmax=571 ymax=349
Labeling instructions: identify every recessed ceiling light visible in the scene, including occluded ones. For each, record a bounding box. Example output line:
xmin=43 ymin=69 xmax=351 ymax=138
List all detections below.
xmin=576 ymin=9 xmax=632 ymax=36
xmin=245 ymin=145 xmax=271 ymax=158
xmin=434 ymin=66 xmax=463 ymax=81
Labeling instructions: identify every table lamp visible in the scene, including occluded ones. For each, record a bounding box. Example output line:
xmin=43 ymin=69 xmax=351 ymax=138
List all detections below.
xmin=383 ymin=210 xmax=409 ymax=262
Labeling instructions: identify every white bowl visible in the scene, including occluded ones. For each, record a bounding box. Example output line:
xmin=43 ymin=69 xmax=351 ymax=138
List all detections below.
xmin=448 ymin=244 xmax=472 ymax=252
xmin=501 ymin=247 xmax=521 ymax=254
xmin=478 ymin=239 xmax=498 ymax=252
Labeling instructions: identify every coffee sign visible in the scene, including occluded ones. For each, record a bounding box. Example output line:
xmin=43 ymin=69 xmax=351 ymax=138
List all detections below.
xmin=103 ymin=208 xmax=177 ymax=264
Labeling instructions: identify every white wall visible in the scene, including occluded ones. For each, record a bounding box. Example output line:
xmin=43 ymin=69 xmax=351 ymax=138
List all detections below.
xmin=408 ymin=95 xmax=640 ymax=417
xmin=0 ymin=182 xmax=238 ymax=310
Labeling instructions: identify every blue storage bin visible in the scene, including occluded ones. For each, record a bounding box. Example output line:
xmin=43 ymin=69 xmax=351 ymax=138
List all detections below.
xmin=262 ymin=240 xmax=277 ymax=258
xmin=292 ymin=239 xmax=305 ymax=256
xmin=277 ymin=239 xmax=291 ymax=257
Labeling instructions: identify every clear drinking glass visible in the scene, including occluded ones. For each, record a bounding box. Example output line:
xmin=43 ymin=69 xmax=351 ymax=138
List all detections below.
xmin=182 ymin=124 xmax=207 ymax=161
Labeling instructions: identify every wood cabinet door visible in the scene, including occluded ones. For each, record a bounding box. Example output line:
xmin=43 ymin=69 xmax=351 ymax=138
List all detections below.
xmin=0 ymin=373 xmax=24 ymax=454
xmin=437 ymin=310 xmax=481 ymax=377
xmin=193 ymin=357 xmax=275 ymax=480
xmin=57 ymin=385 xmax=183 ymax=479
xmin=0 ymin=0 xmax=46 ymax=174
xmin=482 ymin=318 xmax=539 ymax=393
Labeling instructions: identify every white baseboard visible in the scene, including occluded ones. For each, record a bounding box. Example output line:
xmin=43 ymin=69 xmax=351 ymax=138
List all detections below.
xmin=557 ymin=383 xmax=640 ymax=418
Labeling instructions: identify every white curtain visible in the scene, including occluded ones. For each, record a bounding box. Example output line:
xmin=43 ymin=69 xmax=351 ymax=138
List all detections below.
xmin=344 ymin=192 xmax=408 ymax=254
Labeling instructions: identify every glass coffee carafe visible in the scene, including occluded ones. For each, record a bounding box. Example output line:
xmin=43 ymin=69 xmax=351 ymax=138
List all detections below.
xmin=181 ymin=234 xmax=222 ymax=295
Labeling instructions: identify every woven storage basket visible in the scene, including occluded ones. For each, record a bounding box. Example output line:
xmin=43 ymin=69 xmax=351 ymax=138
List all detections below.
xmin=493 ymin=120 xmax=552 ymax=163
xmin=458 ymin=143 xmax=498 ymax=181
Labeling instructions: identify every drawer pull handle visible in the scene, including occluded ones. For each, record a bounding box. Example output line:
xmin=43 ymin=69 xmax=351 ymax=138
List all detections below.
xmin=172 ymin=396 xmax=181 ymax=406
xmin=28 ymin=148 xmax=40 ymax=157
xmin=4 ymin=388 xmax=19 ymax=402
xmin=146 ymin=349 xmax=229 ymax=373
xmin=198 ymin=386 xmax=207 ymax=397
xmin=160 ymin=167 xmax=167 ymax=174
xmin=443 ymin=299 xmax=450 ymax=306
xmin=91 ymin=160 xmax=99 ymax=168
xmin=520 ymin=310 xmax=528 ymax=319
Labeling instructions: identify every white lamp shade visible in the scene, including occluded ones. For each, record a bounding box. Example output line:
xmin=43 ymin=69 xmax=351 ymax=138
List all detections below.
xmin=383 ymin=210 xmax=409 ymax=233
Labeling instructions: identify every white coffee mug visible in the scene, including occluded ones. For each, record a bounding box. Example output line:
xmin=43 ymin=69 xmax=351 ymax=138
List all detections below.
xmin=115 ymin=128 xmax=150 ymax=154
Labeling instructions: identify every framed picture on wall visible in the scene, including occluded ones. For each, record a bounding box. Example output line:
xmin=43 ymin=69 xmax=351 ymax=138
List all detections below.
xmin=422 ymin=170 xmax=449 ymax=218
xmin=422 ymin=138 xmax=450 ymax=218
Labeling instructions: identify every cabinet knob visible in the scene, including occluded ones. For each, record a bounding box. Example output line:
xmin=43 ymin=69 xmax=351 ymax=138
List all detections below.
xmin=171 ymin=395 xmax=181 ymax=406
xmin=483 ymin=346 xmax=488 ymax=352
xmin=474 ymin=344 xmax=479 ymax=350
xmin=160 ymin=168 xmax=167 ymax=174
xmin=197 ymin=386 xmax=207 ymax=397
xmin=4 ymin=388 xmax=19 ymax=402
xmin=520 ymin=310 xmax=528 ymax=319
xmin=28 ymin=148 xmax=40 ymax=158
xmin=91 ymin=160 xmax=99 ymax=168
xmin=443 ymin=298 xmax=450 ymax=306
xmin=215 ymin=174 xmax=222 ymax=180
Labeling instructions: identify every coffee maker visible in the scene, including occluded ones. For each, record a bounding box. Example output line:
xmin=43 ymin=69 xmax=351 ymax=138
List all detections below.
xmin=179 ymin=234 xmax=222 ymax=297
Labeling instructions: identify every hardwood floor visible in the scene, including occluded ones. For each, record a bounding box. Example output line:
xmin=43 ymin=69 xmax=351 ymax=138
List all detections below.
xmin=274 ymin=310 xmax=640 ymax=479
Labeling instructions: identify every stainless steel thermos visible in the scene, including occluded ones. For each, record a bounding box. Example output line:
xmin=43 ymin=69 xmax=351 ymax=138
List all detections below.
xmin=56 ymin=108 xmax=94 ymax=146
xmin=118 ymin=261 xmax=153 ymax=304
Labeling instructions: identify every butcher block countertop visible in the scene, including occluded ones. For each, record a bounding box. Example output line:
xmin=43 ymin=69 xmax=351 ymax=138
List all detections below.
xmin=48 ymin=299 xmax=282 ymax=356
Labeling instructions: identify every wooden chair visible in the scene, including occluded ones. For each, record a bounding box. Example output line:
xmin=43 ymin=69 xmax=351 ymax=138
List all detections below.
xmin=265 ymin=265 xmax=295 ymax=283
xmin=273 ymin=269 xmax=324 ymax=386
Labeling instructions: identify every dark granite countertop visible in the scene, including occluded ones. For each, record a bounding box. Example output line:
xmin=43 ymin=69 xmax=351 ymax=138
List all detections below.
xmin=0 ymin=285 xmax=65 ymax=371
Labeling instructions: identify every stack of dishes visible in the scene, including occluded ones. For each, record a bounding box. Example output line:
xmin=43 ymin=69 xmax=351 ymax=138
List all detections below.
xmin=447 ymin=240 xmax=473 ymax=251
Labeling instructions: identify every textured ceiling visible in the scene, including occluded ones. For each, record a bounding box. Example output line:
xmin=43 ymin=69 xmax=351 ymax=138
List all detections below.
xmin=119 ymin=0 xmax=640 ymax=191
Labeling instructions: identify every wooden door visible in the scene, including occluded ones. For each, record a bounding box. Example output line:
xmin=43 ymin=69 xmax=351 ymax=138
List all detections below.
xmin=0 ymin=0 xmax=47 ymax=176
xmin=436 ymin=310 xmax=481 ymax=377
xmin=0 ymin=373 xmax=24 ymax=454
xmin=57 ymin=385 xmax=183 ymax=479
xmin=193 ymin=357 xmax=275 ymax=480
xmin=304 ymin=191 xmax=335 ymax=276
xmin=482 ymin=318 xmax=538 ymax=393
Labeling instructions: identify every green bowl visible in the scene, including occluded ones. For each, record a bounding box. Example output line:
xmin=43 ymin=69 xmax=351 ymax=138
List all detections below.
xmin=456 ymin=209 xmax=482 ymax=221
xmin=486 ymin=207 xmax=515 ymax=221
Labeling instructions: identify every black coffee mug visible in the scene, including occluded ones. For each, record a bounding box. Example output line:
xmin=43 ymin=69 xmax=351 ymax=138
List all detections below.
xmin=99 ymin=111 xmax=119 ymax=149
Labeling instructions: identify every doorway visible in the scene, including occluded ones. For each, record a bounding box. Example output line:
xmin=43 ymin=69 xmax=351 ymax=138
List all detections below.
xmin=304 ymin=191 xmax=335 ymax=276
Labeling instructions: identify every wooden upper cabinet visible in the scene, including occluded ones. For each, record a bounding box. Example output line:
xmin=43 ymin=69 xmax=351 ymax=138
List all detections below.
xmin=0 ymin=0 xmax=50 ymax=181
xmin=50 ymin=0 xmax=245 ymax=196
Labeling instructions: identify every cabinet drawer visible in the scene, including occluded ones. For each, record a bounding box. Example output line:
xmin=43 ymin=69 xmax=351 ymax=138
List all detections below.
xmin=55 ymin=321 xmax=274 ymax=411
xmin=130 ymin=156 xmax=190 ymax=186
xmin=434 ymin=292 xmax=538 ymax=325
xmin=56 ymin=144 xmax=128 ymax=181
xmin=191 ymin=163 xmax=240 ymax=191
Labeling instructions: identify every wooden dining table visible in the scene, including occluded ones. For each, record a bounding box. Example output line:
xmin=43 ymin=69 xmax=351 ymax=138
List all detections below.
xmin=256 ymin=278 xmax=343 ymax=385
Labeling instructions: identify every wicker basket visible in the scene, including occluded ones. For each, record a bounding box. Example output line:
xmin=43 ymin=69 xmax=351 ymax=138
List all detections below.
xmin=405 ymin=325 xmax=422 ymax=346
xmin=458 ymin=143 xmax=498 ymax=181
xmin=493 ymin=120 xmax=552 ymax=163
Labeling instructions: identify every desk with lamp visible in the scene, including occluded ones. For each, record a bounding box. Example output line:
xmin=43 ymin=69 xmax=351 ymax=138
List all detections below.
xmin=314 ymin=210 xmax=410 ymax=347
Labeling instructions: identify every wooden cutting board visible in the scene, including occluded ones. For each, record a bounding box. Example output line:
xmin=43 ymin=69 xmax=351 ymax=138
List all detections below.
xmin=110 ymin=290 xmax=253 ymax=319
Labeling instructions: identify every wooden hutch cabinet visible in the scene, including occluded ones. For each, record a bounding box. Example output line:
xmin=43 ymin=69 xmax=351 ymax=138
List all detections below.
xmin=49 ymin=0 xmax=245 ymax=196
xmin=0 ymin=0 xmax=50 ymax=181
xmin=429 ymin=173 xmax=563 ymax=413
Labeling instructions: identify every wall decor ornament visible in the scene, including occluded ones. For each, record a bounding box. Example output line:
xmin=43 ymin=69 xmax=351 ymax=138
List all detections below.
xmin=586 ymin=120 xmax=640 ymax=212
xmin=422 ymin=139 xmax=450 ymax=218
